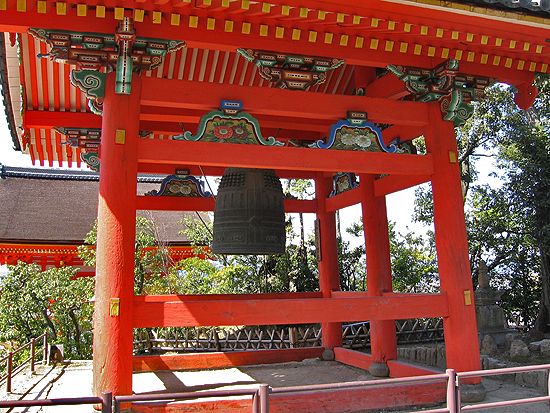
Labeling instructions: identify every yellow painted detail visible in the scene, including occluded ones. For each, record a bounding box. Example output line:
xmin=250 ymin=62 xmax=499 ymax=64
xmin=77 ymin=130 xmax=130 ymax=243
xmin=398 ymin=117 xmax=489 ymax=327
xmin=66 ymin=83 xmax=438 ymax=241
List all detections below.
xmin=466 ymin=33 xmax=474 ymax=42
xmin=420 ymin=25 xmax=428 ymax=35
xmin=449 ymin=150 xmax=457 ymax=163
xmin=523 ymin=42 xmax=530 ymax=52
xmin=481 ymin=54 xmax=488 ymax=64
xmin=541 ymin=63 xmax=548 ymax=73
xmin=241 ymin=0 xmax=250 ymax=10
xmin=114 ymin=7 xmax=124 ymax=20
xmin=308 ymin=31 xmax=317 ymax=42
xmin=225 ymin=20 xmax=234 ymax=32
xmin=202 ymin=0 xmax=212 ymax=5
xmin=171 ymin=13 xmax=181 ymax=26
xmin=528 ymin=62 xmax=536 ymax=72
xmin=134 ymin=9 xmax=145 ymax=22
xmin=454 ymin=49 xmax=463 ymax=60
xmin=436 ymin=28 xmax=444 ymax=38
xmin=242 ymin=22 xmax=251 ymax=34
xmin=110 ymin=298 xmax=120 ymax=317
xmin=16 ymin=0 xmax=26 ymax=12
xmin=509 ymin=40 xmax=516 ymax=49
xmin=221 ymin=0 xmax=230 ymax=6
xmin=428 ymin=46 xmax=435 ymax=57
xmin=400 ymin=42 xmax=408 ymax=53
xmin=413 ymin=44 xmax=422 ymax=55
xmin=467 ymin=51 xmax=475 ymax=62
xmin=492 ymin=56 xmax=501 ymax=66
xmin=115 ymin=129 xmax=126 ymax=145
xmin=207 ymin=18 xmax=215 ymax=30
xmin=282 ymin=5 xmax=290 ymax=16
xmin=275 ymin=26 xmax=284 ymax=38
xmin=38 ymin=1 xmax=47 ymax=13
xmin=337 ymin=13 xmax=345 ymax=23
xmin=324 ymin=32 xmax=333 ymax=44
xmin=353 ymin=15 xmax=361 ymax=25
xmin=262 ymin=3 xmax=271 ymax=13
xmin=0 ymin=0 xmax=6 ymax=11
xmin=96 ymin=5 xmax=105 ymax=18
xmin=517 ymin=60 xmax=525 ymax=70
xmin=189 ymin=15 xmax=199 ymax=28
xmin=441 ymin=48 xmax=449 ymax=59
xmin=388 ymin=21 xmax=396 ymax=30
xmin=153 ymin=11 xmax=162 ymax=24
xmin=292 ymin=28 xmax=301 ymax=40
xmin=355 ymin=36 xmax=364 ymax=48
xmin=339 ymin=34 xmax=349 ymax=46
xmin=56 ymin=2 xmax=66 ymax=15
xmin=385 ymin=40 xmax=394 ymax=52
xmin=505 ymin=57 xmax=512 ymax=68
xmin=260 ymin=24 xmax=268 ymax=37
xmin=404 ymin=23 xmax=412 ymax=32
xmin=76 ymin=4 xmax=87 ymax=16
xmin=481 ymin=35 xmax=488 ymax=45
xmin=371 ymin=17 xmax=380 ymax=27
xmin=318 ymin=10 xmax=326 ymax=20
xmin=451 ymin=31 xmax=459 ymax=40
xmin=300 ymin=7 xmax=308 ymax=18
xmin=370 ymin=38 xmax=379 ymax=50
xmin=495 ymin=38 xmax=502 ymax=47
xmin=535 ymin=45 xmax=543 ymax=54
xmin=464 ymin=290 xmax=472 ymax=306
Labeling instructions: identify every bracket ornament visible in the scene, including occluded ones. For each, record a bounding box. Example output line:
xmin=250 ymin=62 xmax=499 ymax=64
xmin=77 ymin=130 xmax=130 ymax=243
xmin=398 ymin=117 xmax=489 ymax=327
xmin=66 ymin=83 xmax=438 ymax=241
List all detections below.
xmin=55 ymin=127 xmax=101 ymax=150
xmin=30 ymin=18 xmax=185 ymax=110
xmin=329 ymin=172 xmax=359 ymax=197
xmin=387 ymin=60 xmax=492 ymax=126
xmin=173 ymin=100 xmax=284 ymax=146
xmin=81 ymin=152 xmax=100 ymax=172
xmin=145 ymin=174 xmax=212 ymax=197
xmin=237 ymin=49 xmax=344 ymax=91
xmin=310 ymin=112 xmax=403 ymax=153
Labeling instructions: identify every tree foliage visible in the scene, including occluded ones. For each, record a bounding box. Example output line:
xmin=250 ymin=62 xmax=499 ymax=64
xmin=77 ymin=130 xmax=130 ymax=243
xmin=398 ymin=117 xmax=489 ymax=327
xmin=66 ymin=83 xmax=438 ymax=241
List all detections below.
xmin=0 ymin=262 xmax=93 ymax=358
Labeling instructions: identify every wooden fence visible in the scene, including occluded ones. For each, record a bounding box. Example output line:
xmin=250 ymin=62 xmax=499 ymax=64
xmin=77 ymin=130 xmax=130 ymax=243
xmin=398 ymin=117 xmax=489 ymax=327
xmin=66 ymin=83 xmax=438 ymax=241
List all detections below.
xmin=134 ymin=318 xmax=444 ymax=354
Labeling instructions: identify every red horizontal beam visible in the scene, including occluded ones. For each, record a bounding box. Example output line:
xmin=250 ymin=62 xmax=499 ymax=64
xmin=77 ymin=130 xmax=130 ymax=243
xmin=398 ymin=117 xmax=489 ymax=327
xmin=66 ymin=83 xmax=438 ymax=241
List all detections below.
xmin=137 ymin=163 xmax=319 ymax=179
xmin=138 ymin=139 xmax=434 ymax=176
xmin=137 ymin=292 xmax=324 ymax=302
xmin=141 ymin=78 xmax=430 ymax=126
xmin=135 ymin=195 xmax=317 ymax=213
xmin=133 ymin=348 xmax=323 ymax=372
xmin=133 ymin=293 xmax=449 ymax=328
xmin=374 ymin=174 xmax=432 ymax=197
xmin=325 ymin=188 xmax=361 ymax=212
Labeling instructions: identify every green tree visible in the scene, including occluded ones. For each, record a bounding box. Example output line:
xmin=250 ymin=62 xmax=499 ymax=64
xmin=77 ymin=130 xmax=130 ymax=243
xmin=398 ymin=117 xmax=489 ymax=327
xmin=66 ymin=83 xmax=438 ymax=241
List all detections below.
xmin=0 ymin=262 xmax=93 ymax=358
xmin=79 ymin=216 xmax=171 ymax=294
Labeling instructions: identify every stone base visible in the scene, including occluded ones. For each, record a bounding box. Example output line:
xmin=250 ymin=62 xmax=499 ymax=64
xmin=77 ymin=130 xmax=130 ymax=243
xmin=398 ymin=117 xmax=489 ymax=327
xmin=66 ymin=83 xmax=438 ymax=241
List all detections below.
xmin=368 ymin=362 xmax=390 ymax=377
xmin=460 ymin=383 xmax=487 ymax=403
xmin=321 ymin=348 xmax=335 ymax=361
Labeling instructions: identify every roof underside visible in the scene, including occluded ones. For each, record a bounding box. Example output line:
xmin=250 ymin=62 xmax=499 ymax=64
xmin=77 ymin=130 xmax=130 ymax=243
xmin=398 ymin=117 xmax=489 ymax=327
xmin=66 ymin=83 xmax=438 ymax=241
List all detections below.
xmin=0 ymin=0 xmax=548 ymax=168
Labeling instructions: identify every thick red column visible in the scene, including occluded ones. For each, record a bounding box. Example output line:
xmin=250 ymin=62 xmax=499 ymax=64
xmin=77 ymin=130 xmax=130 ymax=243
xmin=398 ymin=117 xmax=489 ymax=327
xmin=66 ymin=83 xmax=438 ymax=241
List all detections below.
xmin=425 ymin=103 xmax=481 ymax=373
xmin=315 ymin=175 xmax=342 ymax=353
xmin=360 ymin=174 xmax=396 ymax=377
xmin=93 ymin=74 xmax=141 ymax=396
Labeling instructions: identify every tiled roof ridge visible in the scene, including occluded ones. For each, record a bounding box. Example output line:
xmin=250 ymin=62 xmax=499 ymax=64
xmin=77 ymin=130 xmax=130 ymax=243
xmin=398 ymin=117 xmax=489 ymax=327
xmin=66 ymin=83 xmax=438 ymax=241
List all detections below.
xmin=457 ymin=0 xmax=549 ymax=14
xmin=0 ymin=163 xmax=165 ymax=183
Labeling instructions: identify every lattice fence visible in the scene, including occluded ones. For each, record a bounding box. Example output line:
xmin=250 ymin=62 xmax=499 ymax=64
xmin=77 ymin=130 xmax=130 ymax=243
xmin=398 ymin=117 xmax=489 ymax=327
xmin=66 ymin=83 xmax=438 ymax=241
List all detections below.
xmin=134 ymin=318 xmax=443 ymax=354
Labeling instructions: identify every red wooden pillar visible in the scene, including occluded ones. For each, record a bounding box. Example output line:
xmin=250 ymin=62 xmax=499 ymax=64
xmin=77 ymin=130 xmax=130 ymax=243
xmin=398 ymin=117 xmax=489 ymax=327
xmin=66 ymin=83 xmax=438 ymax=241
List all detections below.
xmin=315 ymin=175 xmax=342 ymax=353
xmin=93 ymin=74 xmax=141 ymax=396
xmin=425 ymin=103 xmax=481 ymax=374
xmin=360 ymin=174 xmax=396 ymax=377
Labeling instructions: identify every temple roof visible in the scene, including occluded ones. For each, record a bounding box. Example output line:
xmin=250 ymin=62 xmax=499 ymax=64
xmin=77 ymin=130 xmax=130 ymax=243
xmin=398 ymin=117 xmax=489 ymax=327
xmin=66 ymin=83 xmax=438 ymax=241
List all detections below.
xmin=0 ymin=165 xmax=201 ymax=245
xmin=465 ymin=0 xmax=549 ymax=14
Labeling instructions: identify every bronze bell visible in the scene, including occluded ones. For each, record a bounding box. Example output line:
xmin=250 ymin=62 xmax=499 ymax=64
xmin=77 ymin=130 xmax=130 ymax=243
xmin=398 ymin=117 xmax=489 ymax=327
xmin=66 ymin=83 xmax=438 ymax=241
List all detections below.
xmin=212 ymin=168 xmax=286 ymax=255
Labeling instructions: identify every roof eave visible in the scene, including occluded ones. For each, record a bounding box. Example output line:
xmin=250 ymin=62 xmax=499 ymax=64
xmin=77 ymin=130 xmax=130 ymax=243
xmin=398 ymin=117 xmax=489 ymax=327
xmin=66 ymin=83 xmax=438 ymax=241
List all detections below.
xmin=0 ymin=35 xmax=21 ymax=152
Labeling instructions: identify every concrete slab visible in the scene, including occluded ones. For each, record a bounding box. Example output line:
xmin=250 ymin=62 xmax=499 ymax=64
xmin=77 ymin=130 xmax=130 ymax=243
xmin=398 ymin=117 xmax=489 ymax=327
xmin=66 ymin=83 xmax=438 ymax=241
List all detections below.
xmin=1 ymin=360 xmax=549 ymax=412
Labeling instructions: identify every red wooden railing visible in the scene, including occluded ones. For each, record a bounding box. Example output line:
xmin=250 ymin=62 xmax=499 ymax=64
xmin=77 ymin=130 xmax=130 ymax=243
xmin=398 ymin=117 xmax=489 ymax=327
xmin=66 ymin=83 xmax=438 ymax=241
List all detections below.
xmin=0 ymin=332 xmax=47 ymax=393
xmin=1 ymin=364 xmax=550 ymax=412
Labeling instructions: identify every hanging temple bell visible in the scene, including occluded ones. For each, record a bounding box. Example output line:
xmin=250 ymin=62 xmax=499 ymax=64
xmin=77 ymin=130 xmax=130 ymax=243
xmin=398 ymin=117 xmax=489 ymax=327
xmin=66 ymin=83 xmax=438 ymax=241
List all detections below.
xmin=212 ymin=168 xmax=286 ymax=255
